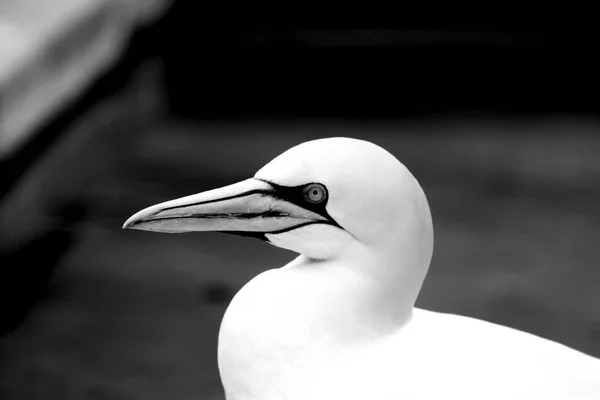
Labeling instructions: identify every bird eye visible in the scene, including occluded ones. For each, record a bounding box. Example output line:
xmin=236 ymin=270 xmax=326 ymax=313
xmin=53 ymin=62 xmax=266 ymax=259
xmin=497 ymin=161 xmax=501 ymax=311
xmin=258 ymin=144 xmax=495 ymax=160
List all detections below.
xmin=303 ymin=184 xmax=327 ymax=204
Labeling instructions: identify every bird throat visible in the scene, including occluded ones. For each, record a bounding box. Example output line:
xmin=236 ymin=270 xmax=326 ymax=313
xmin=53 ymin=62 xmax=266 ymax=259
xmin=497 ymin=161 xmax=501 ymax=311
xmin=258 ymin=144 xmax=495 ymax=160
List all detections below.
xmin=216 ymin=255 xmax=415 ymax=399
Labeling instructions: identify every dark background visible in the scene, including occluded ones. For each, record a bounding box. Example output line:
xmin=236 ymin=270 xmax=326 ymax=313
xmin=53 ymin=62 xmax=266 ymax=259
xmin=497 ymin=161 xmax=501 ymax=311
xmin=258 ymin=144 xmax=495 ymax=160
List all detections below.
xmin=1 ymin=4 xmax=599 ymax=399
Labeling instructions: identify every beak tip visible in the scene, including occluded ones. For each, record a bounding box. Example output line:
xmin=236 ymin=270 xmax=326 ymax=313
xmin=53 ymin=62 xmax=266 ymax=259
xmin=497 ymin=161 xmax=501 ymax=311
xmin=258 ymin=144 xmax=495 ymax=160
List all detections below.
xmin=122 ymin=215 xmax=139 ymax=230
xmin=123 ymin=203 xmax=167 ymax=231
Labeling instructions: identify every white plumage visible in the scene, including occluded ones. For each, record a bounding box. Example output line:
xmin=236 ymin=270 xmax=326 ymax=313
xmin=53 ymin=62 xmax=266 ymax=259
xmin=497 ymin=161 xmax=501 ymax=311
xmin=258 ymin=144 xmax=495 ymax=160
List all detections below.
xmin=125 ymin=137 xmax=600 ymax=400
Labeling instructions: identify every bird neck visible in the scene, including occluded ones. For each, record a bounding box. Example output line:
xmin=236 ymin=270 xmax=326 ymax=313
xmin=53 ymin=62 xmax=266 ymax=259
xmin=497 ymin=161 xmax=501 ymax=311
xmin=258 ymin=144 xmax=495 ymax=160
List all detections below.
xmin=217 ymin=248 xmax=424 ymax=399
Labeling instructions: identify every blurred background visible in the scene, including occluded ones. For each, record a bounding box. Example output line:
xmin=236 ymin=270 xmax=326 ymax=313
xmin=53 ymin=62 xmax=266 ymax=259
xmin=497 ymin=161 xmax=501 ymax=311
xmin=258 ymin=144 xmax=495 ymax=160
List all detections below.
xmin=1 ymin=2 xmax=599 ymax=399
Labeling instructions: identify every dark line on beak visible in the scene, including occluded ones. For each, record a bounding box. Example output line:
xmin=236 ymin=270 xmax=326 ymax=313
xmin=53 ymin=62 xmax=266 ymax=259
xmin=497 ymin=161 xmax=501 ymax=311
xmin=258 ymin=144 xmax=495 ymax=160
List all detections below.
xmin=158 ymin=188 xmax=274 ymax=213
xmin=140 ymin=210 xmax=292 ymax=223
xmin=220 ymin=220 xmax=339 ymax=242
xmin=266 ymin=220 xmax=339 ymax=235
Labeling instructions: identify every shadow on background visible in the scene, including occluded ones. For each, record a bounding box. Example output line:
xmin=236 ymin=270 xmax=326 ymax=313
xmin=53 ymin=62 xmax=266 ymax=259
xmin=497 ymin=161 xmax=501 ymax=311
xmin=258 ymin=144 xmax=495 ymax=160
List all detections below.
xmin=1 ymin=4 xmax=599 ymax=399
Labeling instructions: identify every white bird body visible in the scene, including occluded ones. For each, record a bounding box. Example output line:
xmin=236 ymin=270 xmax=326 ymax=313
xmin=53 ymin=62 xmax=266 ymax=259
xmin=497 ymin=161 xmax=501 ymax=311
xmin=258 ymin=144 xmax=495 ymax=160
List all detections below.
xmin=219 ymin=259 xmax=600 ymax=400
xmin=124 ymin=137 xmax=600 ymax=400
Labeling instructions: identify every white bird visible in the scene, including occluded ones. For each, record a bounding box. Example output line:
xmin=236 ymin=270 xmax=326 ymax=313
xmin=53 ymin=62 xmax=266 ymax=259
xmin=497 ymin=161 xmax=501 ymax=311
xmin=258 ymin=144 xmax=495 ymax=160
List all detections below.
xmin=124 ymin=137 xmax=600 ymax=400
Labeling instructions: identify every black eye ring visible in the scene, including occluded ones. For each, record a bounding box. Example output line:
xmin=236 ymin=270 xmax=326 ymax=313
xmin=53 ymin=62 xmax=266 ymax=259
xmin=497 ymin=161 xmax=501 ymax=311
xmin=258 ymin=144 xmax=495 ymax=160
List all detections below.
xmin=303 ymin=183 xmax=327 ymax=204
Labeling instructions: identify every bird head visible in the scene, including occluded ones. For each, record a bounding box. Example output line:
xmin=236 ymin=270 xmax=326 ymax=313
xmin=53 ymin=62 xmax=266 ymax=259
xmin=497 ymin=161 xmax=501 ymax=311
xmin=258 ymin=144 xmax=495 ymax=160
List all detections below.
xmin=123 ymin=137 xmax=433 ymax=268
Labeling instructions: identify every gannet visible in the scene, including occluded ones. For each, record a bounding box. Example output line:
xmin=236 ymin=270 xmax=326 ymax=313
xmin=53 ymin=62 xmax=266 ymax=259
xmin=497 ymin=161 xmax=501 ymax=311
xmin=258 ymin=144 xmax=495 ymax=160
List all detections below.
xmin=123 ymin=137 xmax=600 ymax=400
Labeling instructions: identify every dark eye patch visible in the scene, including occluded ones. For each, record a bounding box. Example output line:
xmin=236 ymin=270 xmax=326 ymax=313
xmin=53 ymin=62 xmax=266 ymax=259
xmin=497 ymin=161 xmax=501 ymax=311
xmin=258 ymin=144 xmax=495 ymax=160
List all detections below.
xmin=256 ymin=179 xmax=342 ymax=229
xmin=264 ymin=181 xmax=328 ymax=212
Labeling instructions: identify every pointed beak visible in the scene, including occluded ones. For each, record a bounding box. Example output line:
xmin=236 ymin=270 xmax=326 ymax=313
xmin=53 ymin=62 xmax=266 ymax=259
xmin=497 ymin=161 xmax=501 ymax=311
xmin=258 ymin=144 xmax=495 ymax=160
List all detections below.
xmin=123 ymin=178 xmax=329 ymax=235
